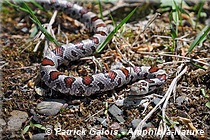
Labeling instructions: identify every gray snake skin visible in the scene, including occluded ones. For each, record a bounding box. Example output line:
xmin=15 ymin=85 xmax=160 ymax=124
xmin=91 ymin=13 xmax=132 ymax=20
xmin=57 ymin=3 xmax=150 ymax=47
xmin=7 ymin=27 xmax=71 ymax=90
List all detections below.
xmin=35 ymin=0 xmax=167 ymax=96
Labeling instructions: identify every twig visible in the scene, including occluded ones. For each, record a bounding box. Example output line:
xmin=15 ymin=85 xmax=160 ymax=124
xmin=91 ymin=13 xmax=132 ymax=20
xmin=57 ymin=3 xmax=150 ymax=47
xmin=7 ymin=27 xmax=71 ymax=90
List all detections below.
xmin=133 ymin=33 xmax=192 ymax=46
xmin=1 ymin=64 xmax=40 ymax=71
xmin=131 ymin=65 xmax=187 ymax=139
xmin=138 ymin=52 xmax=210 ymax=66
xmin=43 ymin=10 xmax=58 ymax=56
xmin=20 ymin=41 xmax=33 ymax=54
xmin=102 ymin=0 xmax=140 ymax=17
xmin=33 ymin=10 xmax=58 ymax=55
xmin=80 ymin=56 xmax=103 ymax=73
xmin=0 ymin=61 xmax=8 ymax=69
xmin=160 ymin=64 xmax=187 ymax=139
xmin=84 ymin=108 xmax=104 ymax=122
xmin=152 ymin=34 xmax=192 ymax=42
xmin=159 ymin=115 xmax=190 ymax=140
xmin=112 ymin=36 xmax=134 ymax=66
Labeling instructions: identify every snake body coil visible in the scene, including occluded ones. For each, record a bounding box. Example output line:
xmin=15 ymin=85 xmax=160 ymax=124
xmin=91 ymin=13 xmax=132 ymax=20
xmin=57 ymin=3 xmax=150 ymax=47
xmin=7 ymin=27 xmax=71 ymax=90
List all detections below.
xmin=37 ymin=0 xmax=167 ymax=96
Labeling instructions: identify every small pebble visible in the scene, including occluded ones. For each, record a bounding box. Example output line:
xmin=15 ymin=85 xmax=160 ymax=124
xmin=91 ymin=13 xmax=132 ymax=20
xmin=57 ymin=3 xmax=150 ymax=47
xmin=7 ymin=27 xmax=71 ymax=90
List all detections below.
xmin=188 ymin=107 xmax=196 ymax=114
xmin=152 ymin=98 xmax=161 ymax=105
xmin=97 ymin=118 xmax=107 ymax=127
xmin=176 ymin=95 xmax=187 ymax=106
xmin=110 ymin=122 xmax=120 ymax=130
xmin=36 ymin=101 xmax=64 ymax=116
xmin=7 ymin=110 xmax=28 ymax=131
xmin=131 ymin=119 xmax=141 ymax=129
xmin=32 ymin=133 xmax=47 ymax=140
xmin=21 ymin=27 xmax=28 ymax=33
xmin=0 ymin=118 xmax=6 ymax=126
xmin=115 ymin=99 xmax=124 ymax=107
xmin=108 ymin=104 xmax=125 ymax=123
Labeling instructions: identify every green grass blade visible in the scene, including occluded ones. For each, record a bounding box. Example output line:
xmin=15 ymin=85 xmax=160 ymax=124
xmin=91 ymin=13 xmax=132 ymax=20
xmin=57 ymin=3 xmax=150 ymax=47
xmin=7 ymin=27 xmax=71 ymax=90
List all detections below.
xmin=6 ymin=0 xmax=30 ymax=13
xmin=29 ymin=17 xmax=59 ymax=45
xmin=98 ymin=0 xmax=103 ymax=19
xmin=7 ymin=1 xmax=60 ymax=46
xmin=190 ymin=62 xmax=207 ymax=70
xmin=172 ymin=0 xmax=179 ymax=23
xmin=33 ymin=124 xmax=46 ymax=130
xmin=188 ymin=26 xmax=210 ymax=53
xmin=21 ymin=2 xmax=41 ymax=24
xmin=96 ymin=7 xmax=137 ymax=53
xmin=206 ymin=102 xmax=210 ymax=109
xmin=22 ymin=125 xmax=30 ymax=135
xmin=30 ymin=0 xmax=44 ymax=11
xmin=22 ymin=2 xmax=60 ymax=46
xmin=176 ymin=1 xmax=196 ymax=28
xmin=30 ymin=26 xmax=38 ymax=37
xmin=176 ymin=2 xmax=190 ymax=16
xmin=196 ymin=1 xmax=205 ymax=28
xmin=109 ymin=13 xmax=116 ymax=28
xmin=172 ymin=0 xmax=179 ymax=35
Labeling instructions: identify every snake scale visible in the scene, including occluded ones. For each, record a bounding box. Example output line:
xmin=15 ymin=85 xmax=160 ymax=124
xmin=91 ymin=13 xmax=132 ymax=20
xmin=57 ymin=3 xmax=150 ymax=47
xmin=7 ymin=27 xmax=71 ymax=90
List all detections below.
xmin=35 ymin=0 xmax=167 ymax=96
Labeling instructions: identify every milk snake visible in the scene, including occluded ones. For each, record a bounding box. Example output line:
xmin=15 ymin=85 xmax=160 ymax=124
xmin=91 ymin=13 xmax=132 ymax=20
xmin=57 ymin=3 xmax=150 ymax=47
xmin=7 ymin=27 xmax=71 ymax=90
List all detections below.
xmin=35 ymin=0 xmax=167 ymax=96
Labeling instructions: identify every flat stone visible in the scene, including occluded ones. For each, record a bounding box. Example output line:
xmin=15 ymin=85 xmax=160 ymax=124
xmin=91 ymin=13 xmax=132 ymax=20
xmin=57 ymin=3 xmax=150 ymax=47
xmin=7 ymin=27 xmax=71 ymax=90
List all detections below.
xmin=152 ymin=97 xmax=161 ymax=105
xmin=97 ymin=118 xmax=107 ymax=127
xmin=115 ymin=99 xmax=124 ymax=107
xmin=115 ymin=116 xmax=125 ymax=123
xmin=0 ymin=118 xmax=6 ymax=126
xmin=21 ymin=27 xmax=28 ymax=33
xmin=123 ymin=97 xmax=142 ymax=107
xmin=108 ymin=104 xmax=125 ymax=123
xmin=7 ymin=110 xmax=28 ymax=131
xmin=32 ymin=133 xmax=47 ymax=140
xmin=131 ymin=119 xmax=142 ymax=129
xmin=0 ymin=118 xmax=6 ymax=140
xmin=37 ymin=101 xmax=64 ymax=116
xmin=144 ymin=122 xmax=154 ymax=129
xmin=109 ymin=104 xmax=122 ymax=115
xmin=110 ymin=122 xmax=120 ymax=130
xmin=176 ymin=94 xmax=187 ymax=106
xmin=118 ymin=128 xmax=128 ymax=136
